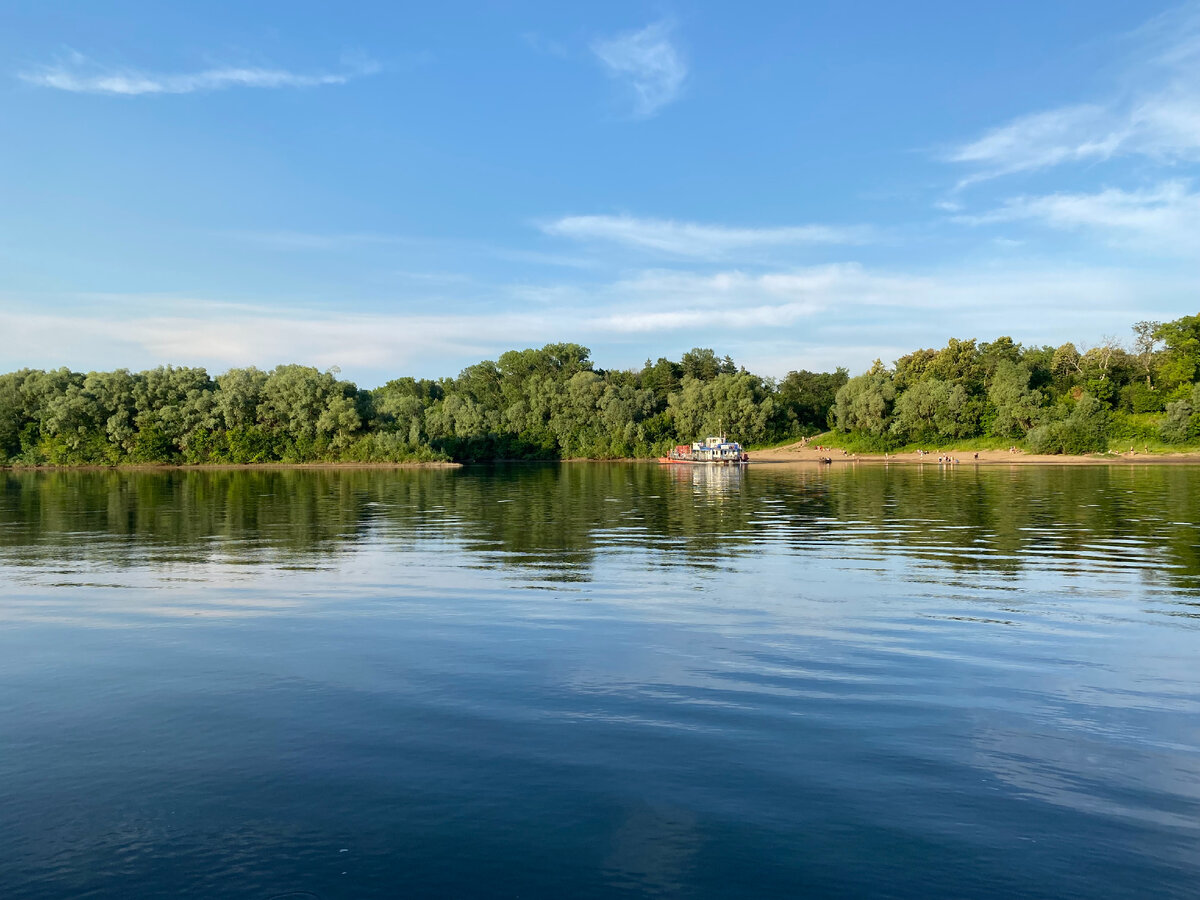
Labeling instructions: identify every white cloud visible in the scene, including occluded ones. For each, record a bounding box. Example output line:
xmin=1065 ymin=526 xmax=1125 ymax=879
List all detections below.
xmin=948 ymin=105 xmax=1128 ymax=179
xmin=1 ymin=260 xmax=1191 ymax=382
xmin=591 ymin=21 xmax=686 ymax=118
xmin=962 ymin=180 xmax=1200 ymax=252
xmin=947 ymin=4 xmax=1200 ymax=182
xmin=18 ymin=52 xmax=379 ymax=95
xmin=0 ymin=300 xmax=551 ymax=377
xmin=576 ymin=262 xmax=1194 ymax=348
xmin=543 ymin=215 xmax=869 ymax=258
xmin=587 ymin=265 xmax=929 ymax=333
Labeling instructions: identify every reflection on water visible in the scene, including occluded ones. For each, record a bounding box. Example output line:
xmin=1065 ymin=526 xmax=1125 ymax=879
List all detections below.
xmin=4 ymin=464 xmax=1198 ymax=600
xmin=1 ymin=463 xmax=1199 ymax=899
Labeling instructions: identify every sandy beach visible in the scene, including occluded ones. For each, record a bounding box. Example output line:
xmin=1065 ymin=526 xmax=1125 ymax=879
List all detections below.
xmin=749 ymin=440 xmax=1200 ymax=466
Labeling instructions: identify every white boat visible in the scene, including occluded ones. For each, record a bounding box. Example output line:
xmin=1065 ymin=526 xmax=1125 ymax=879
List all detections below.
xmin=659 ymin=435 xmax=749 ymax=465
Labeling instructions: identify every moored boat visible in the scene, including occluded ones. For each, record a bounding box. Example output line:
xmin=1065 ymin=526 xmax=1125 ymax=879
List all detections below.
xmin=658 ymin=435 xmax=749 ymax=465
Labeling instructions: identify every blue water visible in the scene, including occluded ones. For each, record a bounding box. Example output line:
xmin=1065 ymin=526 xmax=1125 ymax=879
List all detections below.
xmin=1 ymin=464 xmax=1198 ymax=898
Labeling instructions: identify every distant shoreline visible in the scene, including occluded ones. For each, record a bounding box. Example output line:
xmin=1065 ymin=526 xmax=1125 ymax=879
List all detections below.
xmin=748 ymin=444 xmax=1200 ymax=466
xmin=6 ymin=453 xmax=1200 ymax=471
xmin=0 ymin=461 xmax=463 ymax=472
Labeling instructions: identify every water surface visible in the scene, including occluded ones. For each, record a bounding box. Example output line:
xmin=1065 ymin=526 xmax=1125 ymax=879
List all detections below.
xmin=1 ymin=463 xmax=1198 ymax=898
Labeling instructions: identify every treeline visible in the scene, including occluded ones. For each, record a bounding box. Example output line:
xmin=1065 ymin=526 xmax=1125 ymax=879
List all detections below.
xmin=2 ymin=311 xmax=1198 ymax=466
xmin=0 ymin=346 xmax=845 ymax=465
xmin=832 ymin=313 xmax=1200 ymax=452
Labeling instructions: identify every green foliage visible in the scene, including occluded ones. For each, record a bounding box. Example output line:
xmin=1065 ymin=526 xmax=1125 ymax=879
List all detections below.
xmin=1159 ymin=384 xmax=1200 ymax=444
xmin=1109 ymin=412 xmax=1159 ymax=446
xmin=776 ymin=367 xmax=848 ymax=432
xmin=1026 ymin=394 xmax=1112 ymax=455
xmin=834 ymin=364 xmax=895 ymax=436
xmin=1120 ymin=381 xmax=1163 ymax=414
xmin=827 ymin=316 xmax=1200 ymax=454
xmin=4 ymin=314 xmax=1200 ymax=466
xmin=1155 ymin=314 xmax=1200 ymax=389
xmin=890 ymin=378 xmax=949 ymax=443
xmin=679 ymin=347 xmax=735 ymax=381
xmin=988 ymin=362 xmax=1044 ymax=438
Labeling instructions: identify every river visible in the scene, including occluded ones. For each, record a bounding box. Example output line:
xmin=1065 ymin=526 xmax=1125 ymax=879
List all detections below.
xmin=1 ymin=463 xmax=1198 ymax=898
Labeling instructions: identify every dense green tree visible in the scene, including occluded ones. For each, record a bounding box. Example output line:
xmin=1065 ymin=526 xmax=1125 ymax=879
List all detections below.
xmin=937 ymin=384 xmax=983 ymax=439
xmin=640 ymin=357 xmax=681 ymax=411
xmin=926 ymin=338 xmax=983 ymax=389
xmin=680 ymin=347 xmax=723 ymax=381
xmin=4 ymin=317 xmax=1200 ymax=467
xmin=374 ymin=377 xmax=441 ymax=445
xmin=978 ymin=336 xmax=1022 ymax=380
xmin=216 ymin=368 xmax=268 ymax=430
xmin=834 ymin=363 xmax=896 ymax=437
xmin=1160 ymin=384 xmax=1200 ymax=444
xmin=988 ymin=362 xmax=1044 ymax=438
xmin=891 ymin=379 xmax=950 ymax=443
xmin=257 ymin=366 xmax=362 ymax=452
xmin=669 ymin=373 xmax=777 ymax=444
xmin=776 ymin=368 xmax=848 ymax=431
xmin=892 ymin=348 xmax=938 ymax=392
xmin=1051 ymin=343 xmax=1083 ymax=385
xmin=1155 ymin=314 xmax=1200 ymax=390
xmin=1027 ymin=394 xmax=1111 ymax=455
xmin=0 ymin=372 xmax=25 ymax=461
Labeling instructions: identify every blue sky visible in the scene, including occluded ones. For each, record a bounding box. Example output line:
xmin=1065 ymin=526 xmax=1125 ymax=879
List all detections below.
xmin=2 ymin=1 xmax=1199 ymax=385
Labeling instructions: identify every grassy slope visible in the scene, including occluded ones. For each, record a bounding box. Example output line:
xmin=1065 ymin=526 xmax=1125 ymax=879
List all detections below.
xmin=756 ymin=421 xmax=1200 ymax=456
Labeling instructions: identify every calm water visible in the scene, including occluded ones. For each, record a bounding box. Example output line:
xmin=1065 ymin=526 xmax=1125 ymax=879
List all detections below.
xmin=1 ymin=463 xmax=1199 ymax=899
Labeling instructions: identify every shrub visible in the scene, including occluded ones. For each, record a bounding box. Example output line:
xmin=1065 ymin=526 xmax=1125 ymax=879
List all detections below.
xmin=1026 ymin=394 xmax=1111 ymax=454
xmin=1108 ymin=412 xmax=1158 ymax=444
xmin=1120 ymin=381 xmax=1163 ymax=414
xmin=1025 ymin=424 xmax=1059 ymax=454
xmin=1160 ymin=400 xmax=1195 ymax=443
xmin=1159 ymin=384 xmax=1200 ymax=444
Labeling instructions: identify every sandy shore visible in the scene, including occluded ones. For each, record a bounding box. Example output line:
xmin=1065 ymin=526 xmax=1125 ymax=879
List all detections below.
xmin=749 ymin=440 xmax=1200 ymax=466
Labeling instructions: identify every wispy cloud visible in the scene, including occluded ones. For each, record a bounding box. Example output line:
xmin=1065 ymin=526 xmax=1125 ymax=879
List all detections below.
xmin=948 ymin=105 xmax=1127 ymax=179
xmin=543 ymin=214 xmax=870 ymax=258
xmin=960 ymin=180 xmax=1200 ymax=252
xmin=585 ymin=265 xmax=952 ymax=334
xmin=946 ymin=3 xmax=1200 ymax=183
xmin=1 ymin=259 xmax=1191 ymax=381
xmin=574 ymin=263 xmax=1190 ymax=344
xmin=591 ymin=21 xmax=686 ymax=118
xmin=0 ymin=299 xmax=549 ymax=375
xmin=18 ymin=52 xmax=379 ymax=95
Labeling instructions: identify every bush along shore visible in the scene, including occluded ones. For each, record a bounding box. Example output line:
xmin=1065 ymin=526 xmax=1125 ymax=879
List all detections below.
xmin=2 ymin=313 xmax=1200 ymax=468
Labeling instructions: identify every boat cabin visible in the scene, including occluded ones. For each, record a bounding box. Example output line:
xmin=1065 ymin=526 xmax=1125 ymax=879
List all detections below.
xmin=690 ymin=436 xmax=745 ymax=461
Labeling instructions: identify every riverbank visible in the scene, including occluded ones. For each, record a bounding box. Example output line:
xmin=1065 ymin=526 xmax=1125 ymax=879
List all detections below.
xmin=749 ymin=440 xmax=1200 ymax=465
xmin=8 ymin=452 xmax=1200 ymax=469
xmin=0 ymin=461 xmax=463 ymax=472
